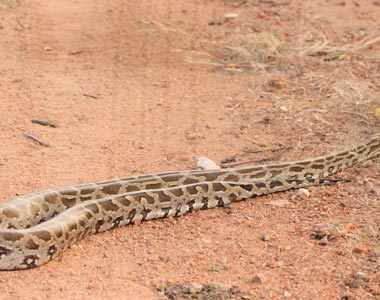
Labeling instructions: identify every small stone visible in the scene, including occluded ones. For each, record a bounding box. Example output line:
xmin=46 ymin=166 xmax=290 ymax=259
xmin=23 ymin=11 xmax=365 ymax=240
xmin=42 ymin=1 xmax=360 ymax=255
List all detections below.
xmin=201 ymin=238 xmax=212 ymax=244
xmin=213 ymin=283 xmax=232 ymax=291
xmin=296 ymin=188 xmax=310 ymax=199
xmin=224 ymin=13 xmax=239 ymax=20
xmin=186 ymin=132 xmax=205 ymax=140
xmin=156 ymin=98 xmax=165 ymax=106
xmin=260 ymin=231 xmax=275 ymax=241
xmin=352 ymin=244 xmax=370 ymax=254
xmin=266 ymin=260 xmax=277 ymax=268
xmin=310 ymin=229 xmax=329 ymax=240
xmin=318 ymin=236 xmax=329 ymax=246
xmin=354 ymin=271 xmax=369 ymax=282
xmin=188 ymin=283 xmax=203 ymax=294
xmin=350 ymin=278 xmax=366 ymax=288
xmin=251 ymin=273 xmax=267 ymax=284
xmin=218 ymin=258 xmax=228 ymax=269
xmin=277 ymin=261 xmax=284 ymax=267
xmin=284 ymin=291 xmax=292 ymax=298
xmin=340 ymin=292 xmax=353 ymax=300
xmin=347 ymin=272 xmax=369 ymax=289
xmin=197 ymin=156 xmax=220 ymax=170
xmin=230 ymin=286 xmax=240 ymax=294
xmin=220 ymin=155 xmax=236 ymax=164
xmin=87 ymin=284 xmax=98 ymax=291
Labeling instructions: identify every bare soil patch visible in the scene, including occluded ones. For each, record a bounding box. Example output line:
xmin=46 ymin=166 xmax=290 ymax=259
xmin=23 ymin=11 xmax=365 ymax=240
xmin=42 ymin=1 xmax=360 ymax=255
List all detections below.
xmin=0 ymin=0 xmax=379 ymax=299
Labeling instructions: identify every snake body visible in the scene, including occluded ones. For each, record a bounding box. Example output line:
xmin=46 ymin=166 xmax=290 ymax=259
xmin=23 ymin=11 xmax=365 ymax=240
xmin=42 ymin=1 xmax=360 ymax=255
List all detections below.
xmin=0 ymin=135 xmax=379 ymax=270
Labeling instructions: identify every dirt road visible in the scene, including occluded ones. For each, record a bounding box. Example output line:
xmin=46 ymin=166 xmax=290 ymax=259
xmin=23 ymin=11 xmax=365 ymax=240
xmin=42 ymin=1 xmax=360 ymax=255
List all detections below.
xmin=0 ymin=0 xmax=379 ymax=299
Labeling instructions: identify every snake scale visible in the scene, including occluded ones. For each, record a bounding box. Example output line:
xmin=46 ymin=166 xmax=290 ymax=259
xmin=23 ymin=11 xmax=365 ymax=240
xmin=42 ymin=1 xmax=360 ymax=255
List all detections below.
xmin=0 ymin=135 xmax=379 ymax=270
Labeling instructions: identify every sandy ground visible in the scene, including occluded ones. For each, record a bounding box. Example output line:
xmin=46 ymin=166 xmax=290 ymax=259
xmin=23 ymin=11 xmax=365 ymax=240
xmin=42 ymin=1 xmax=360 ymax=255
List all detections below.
xmin=0 ymin=0 xmax=379 ymax=299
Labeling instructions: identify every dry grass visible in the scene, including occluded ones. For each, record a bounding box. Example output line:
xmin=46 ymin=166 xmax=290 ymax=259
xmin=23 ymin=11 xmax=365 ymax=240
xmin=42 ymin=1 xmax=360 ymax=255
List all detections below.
xmin=184 ymin=28 xmax=380 ymax=78
xmin=140 ymin=18 xmax=380 ymax=122
xmin=297 ymin=33 xmax=380 ymax=57
xmin=183 ymin=28 xmax=380 ymax=137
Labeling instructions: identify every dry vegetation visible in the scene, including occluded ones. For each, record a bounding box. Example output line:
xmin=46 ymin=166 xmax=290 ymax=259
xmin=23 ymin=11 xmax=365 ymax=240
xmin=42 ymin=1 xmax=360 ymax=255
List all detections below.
xmin=0 ymin=0 xmax=379 ymax=299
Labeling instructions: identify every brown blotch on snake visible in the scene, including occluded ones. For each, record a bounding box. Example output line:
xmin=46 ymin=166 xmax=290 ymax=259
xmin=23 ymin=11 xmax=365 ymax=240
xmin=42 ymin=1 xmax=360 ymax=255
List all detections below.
xmin=99 ymin=200 xmax=119 ymax=212
xmin=61 ymin=197 xmax=78 ymax=208
xmin=289 ymin=166 xmax=304 ymax=173
xmin=254 ymin=182 xmax=267 ymax=189
xmin=249 ymin=171 xmax=267 ymax=179
xmin=101 ymin=183 xmax=123 ymax=195
xmin=269 ymin=180 xmax=284 ymax=189
xmin=24 ymin=239 xmax=39 ymax=250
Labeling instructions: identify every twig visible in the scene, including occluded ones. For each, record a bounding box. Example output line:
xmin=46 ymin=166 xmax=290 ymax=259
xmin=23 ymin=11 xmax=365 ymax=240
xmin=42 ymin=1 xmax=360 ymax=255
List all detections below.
xmin=342 ymin=111 xmax=371 ymax=133
xmin=313 ymin=113 xmax=333 ymax=126
xmin=244 ymin=145 xmax=289 ymax=154
xmin=83 ymin=93 xmax=98 ymax=99
xmin=259 ymin=0 xmax=291 ymax=6
xmin=24 ymin=133 xmax=50 ymax=147
xmin=342 ymin=110 xmax=369 ymax=121
xmin=222 ymin=146 xmax=292 ymax=167
xmin=220 ymin=155 xmax=236 ymax=164
xmin=31 ymin=119 xmax=57 ymax=128
xmin=68 ymin=50 xmax=84 ymax=55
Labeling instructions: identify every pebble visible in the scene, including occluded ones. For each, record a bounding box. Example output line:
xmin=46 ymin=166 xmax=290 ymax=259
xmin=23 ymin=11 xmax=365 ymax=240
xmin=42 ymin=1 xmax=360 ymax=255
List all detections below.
xmin=186 ymin=132 xmax=205 ymax=140
xmin=344 ymin=272 xmax=369 ymax=289
xmin=265 ymin=260 xmax=277 ymax=268
xmin=220 ymin=155 xmax=236 ymax=164
xmin=188 ymin=282 xmax=203 ymax=294
xmin=201 ymin=238 xmax=212 ymax=244
xmin=217 ymin=258 xmax=228 ymax=269
xmin=296 ymin=188 xmax=310 ymax=199
xmin=213 ymin=283 xmax=232 ymax=291
xmin=340 ymin=293 xmax=353 ymax=300
xmin=224 ymin=13 xmax=239 ymax=20
xmin=354 ymin=271 xmax=369 ymax=282
xmin=318 ymin=236 xmax=329 ymax=246
xmin=310 ymin=228 xmax=334 ymax=242
xmin=349 ymin=278 xmax=366 ymax=288
xmin=284 ymin=291 xmax=292 ymax=298
xmin=277 ymin=261 xmax=284 ymax=267
xmin=230 ymin=286 xmax=241 ymax=294
xmin=260 ymin=231 xmax=275 ymax=241
xmin=196 ymin=156 xmax=220 ymax=170
xmin=251 ymin=273 xmax=267 ymax=284
xmin=352 ymin=244 xmax=370 ymax=254
xmin=87 ymin=284 xmax=98 ymax=291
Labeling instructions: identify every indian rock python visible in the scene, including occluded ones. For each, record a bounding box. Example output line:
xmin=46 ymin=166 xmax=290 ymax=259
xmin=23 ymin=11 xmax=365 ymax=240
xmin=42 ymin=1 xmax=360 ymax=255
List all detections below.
xmin=0 ymin=135 xmax=379 ymax=270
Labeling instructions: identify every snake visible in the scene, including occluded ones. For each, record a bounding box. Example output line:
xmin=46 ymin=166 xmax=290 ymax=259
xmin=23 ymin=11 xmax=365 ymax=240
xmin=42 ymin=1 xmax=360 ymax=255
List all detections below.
xmin=0 ymin=135 xmax=379 ymax=270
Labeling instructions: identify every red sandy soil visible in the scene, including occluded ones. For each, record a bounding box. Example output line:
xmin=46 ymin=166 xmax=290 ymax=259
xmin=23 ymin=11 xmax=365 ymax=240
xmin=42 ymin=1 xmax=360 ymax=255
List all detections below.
xmin=0 ymin=0 xmax=379 ymax=299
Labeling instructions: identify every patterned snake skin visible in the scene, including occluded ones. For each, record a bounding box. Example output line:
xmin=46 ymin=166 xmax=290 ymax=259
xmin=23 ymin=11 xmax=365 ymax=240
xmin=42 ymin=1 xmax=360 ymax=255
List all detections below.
xmin=0 ymin=135 xmax=379 ymax=270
